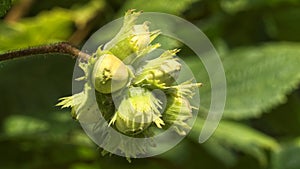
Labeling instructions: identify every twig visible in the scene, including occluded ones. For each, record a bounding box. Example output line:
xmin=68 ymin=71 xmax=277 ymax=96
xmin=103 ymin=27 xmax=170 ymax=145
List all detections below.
xmin=68 ymin=9 xmax=105 ymax=46
xmin=0 ymin=42 xmax=91 ymax=62
xmin=4 ymin=0 xmax=35 ymax=22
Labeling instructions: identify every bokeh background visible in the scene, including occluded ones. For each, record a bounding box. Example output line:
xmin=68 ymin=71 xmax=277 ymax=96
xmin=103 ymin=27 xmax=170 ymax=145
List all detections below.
xmin=1 ymin=0 xmax=300 ymax=169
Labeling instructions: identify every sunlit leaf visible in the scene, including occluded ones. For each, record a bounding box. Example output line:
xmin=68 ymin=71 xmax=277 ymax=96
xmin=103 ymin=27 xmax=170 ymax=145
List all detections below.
xmin=3 ymin=115 xmax=49 ymax=136
xmin=0 ymin=8 xmax=73 ymax=52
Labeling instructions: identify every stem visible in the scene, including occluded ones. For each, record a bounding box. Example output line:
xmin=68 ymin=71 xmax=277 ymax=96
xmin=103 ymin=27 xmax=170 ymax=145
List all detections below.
xmin=0 ymin=42 xmax=91 ymax=62
xmin=4 ymin=0 xmax=35 ymax=22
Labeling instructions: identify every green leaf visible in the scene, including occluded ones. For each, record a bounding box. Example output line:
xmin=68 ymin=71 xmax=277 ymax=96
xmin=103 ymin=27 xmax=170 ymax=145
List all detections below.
xmin=224 ymin=43 xmax=300 ymax=119
xmin=188 ymin=43 xmax=300 ymax=119
xmin=70 ymin=163 xmax=101 ymax=169
xmin=1 ymin=112 xmax=76 ymax=140
xmin=0 ymin=0 xmax=11 ymax=17
xmin=220 ymin=0 xmax=300 ymax=14
xmin=71 ymin=0 xmax=105 ymax=28
xmin=191 ymin=118 xmax=280 ymax=166
xmin=3 ymin=115 xmax=50 ymax=136
xmin=201 ymin=138 xmax=238 ymax=167
xmin=0 ymin=8 xmax=73 ymax=52
xmin=119 ymin=0 xmax=201 ymax=15
xmin=259 ymin=91 xmax=300 ymax=136
xmin=0 ymin=54 xmax=75 ymax=114
xmin=219 ymin=0 xmax=276 ymax=14
xmin=264 ymin=7 xmax=300 ymax=41
xmin=272 ymin=138 xmax=300 ymax=169
xmin=0 ymin=53 xmax=91 ymax=143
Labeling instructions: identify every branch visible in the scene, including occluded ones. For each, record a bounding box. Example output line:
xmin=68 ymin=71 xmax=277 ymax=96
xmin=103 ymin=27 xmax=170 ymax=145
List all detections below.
xmin=0 ymin=42 xmax=91 ymax=62
xmin=4 ymin=0 xmax=35 ymax=22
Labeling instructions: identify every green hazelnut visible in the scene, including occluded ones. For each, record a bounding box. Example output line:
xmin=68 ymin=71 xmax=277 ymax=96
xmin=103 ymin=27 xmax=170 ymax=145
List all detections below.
xmin=109 ymin=87 xmax=164 ymax=135
xmin=92 ymin=54 xmax=129 ymax=93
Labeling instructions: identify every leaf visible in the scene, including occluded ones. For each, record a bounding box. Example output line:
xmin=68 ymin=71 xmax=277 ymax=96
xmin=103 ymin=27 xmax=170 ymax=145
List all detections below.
xmin=1 ymin=112 xmax=76 ymax=139
xmin=70 ymin=163 xmax=101 ymax=169
xmin=71 ymin=0 xmax=105 ymax=28
xmin=0 ymin=0 xmax=11 ymax=17
xmin=224 ymin=43 xmax=300 ymax=119
xmin=190 ymin=118 xmax=280 ymax=166
xmin=220 ymin=0 xmax=264 ymax=14
xmin=201 ymin=138 xmax=238 ymax=167
xmin=1 ymin=111 xmax=94 ymax=146
xmin=220 ymin=0 xmax=300 ymax=14
xmin=264 ymin=7 xmax=300 ymax=41
xmin=119 ymin=0 xmax=201 ymax=15
xmin=259 ymin=91 xmax=300 ymax=136
xmin=0 ymin=8 xmax=73 ymax=52
xmin=3 ymin=115 xmax=50 ymax=136
xmin=187 ymin=43 xmax=300 ymax=119
xmin=0 ymin=54 xmax=75 ymax=114
xmin=0 ymin=53 xmax=88 ymax=143
xmin=272 ymin=138 xmax=300 ymax=169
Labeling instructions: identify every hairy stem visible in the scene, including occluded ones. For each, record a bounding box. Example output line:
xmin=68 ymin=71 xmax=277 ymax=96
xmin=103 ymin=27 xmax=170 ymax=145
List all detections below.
xmin=0 ymin=42 xmax=91 ymax=62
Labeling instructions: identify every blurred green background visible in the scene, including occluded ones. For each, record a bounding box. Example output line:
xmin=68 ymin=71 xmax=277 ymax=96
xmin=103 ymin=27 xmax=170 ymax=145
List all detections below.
xmin=1 ymin=0 xmax=300 ymax=169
